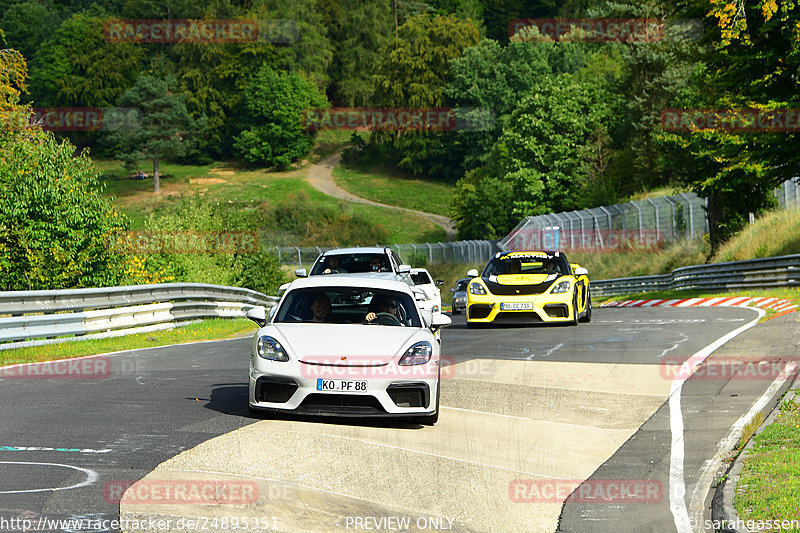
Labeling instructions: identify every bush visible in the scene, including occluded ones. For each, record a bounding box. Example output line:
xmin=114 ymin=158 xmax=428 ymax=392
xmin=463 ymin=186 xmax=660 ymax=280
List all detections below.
xmin=268 ymin=191 xmax=389 ymax=246
xmin=0 ymin=114 xmax=129 ymax=290
xmin=120 ymin=196 xmax=288 ymax=295
xmin=233 ymin=66 xmax=328 ymax=169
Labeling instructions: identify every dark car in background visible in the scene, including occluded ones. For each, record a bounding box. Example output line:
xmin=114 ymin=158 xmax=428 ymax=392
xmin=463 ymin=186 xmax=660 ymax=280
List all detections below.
xmin=450 ymin=278 xmax=470 ymax=314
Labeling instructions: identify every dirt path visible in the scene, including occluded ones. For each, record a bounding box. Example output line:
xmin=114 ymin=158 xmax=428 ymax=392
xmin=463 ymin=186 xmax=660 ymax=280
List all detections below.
xmin=306 ymin=151 xmax=458 ymax=241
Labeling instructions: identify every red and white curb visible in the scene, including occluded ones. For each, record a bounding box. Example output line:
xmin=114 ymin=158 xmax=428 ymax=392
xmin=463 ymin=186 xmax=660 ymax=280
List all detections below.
xmin=602 ymin=296 xmax=798 ymax=317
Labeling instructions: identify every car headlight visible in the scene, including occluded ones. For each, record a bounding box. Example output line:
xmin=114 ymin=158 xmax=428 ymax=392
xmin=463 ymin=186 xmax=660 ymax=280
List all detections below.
xmin=257 ymin=336 xmax=289 ymax=361
xmin=551 ymin=280 xmax=572 ymax=294
xmin=469 ymin=282 xmax=487 ymax=295
xmin=398 ymin=341 xmax=432 ymax=366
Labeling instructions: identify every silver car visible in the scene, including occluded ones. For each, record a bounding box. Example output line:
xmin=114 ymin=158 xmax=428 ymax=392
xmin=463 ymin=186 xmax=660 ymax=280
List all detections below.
xmin=450 ymin=278 xmax=470 ymax=314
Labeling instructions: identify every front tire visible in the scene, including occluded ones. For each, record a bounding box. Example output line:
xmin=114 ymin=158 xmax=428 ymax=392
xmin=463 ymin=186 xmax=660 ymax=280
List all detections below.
xmin=579 ymin=291 xmax=592 ymax=323
xmin=569 ymin=292 xmax=579 ymax=326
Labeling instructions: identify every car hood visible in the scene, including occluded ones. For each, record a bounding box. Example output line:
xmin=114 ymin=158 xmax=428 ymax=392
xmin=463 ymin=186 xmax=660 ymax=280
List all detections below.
xmin=490 ymin=273 xmax=559 ymax=285
xmin=265 ymin=323 xmax=423 ymax=364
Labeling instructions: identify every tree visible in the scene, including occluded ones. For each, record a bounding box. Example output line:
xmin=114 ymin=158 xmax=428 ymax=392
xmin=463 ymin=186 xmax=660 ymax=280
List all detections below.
xmin=0 ymin=2 xmax=60 ymax=63
xmin=1 ymin=42 xmax=130 ymax=290
xmin=445 ymin=37 xmax=586 ymax=171
xmin=28 ymin=8 xmax=143 ymax=107
xmin=105 ymin=75 xmax=204 ymax=192
xmin=367 ymin=13 xmax=480 ymax=178
xmin=451 ymin=74 xmax=619 ymax=238
xmin=480 ymin=0 xmax=557 ymax=42
xmin=324 ymin=0 xmax=394 ymax=106
xmin=233 ymin=66 xmax=328 ymax=168
xmin=373 ymin=13 xmax=480 ymax=108
xmin=659 ymin=0 xmax=800 ymax=249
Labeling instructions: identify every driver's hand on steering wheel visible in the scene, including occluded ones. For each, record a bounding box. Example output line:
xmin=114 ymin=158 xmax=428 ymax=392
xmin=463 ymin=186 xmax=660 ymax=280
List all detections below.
xmin=365 ymin=311 xmax=378 ymax=322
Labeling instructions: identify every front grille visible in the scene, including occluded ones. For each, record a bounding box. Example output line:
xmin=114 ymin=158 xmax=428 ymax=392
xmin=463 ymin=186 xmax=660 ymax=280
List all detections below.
xmin=298 ymin=393 xmax=386 ymax=415
xmin=494 ymin=312 xmax=542 ymax=323
xmin=255 ymin=377 xmax=298 ymax=403
xmin=483 ymin=280 xmax=552 ymax=296
xmin=468 ymin=304 xmax=492 ymax=319
xmin=387 ymin=383 xmax=430 ymax=408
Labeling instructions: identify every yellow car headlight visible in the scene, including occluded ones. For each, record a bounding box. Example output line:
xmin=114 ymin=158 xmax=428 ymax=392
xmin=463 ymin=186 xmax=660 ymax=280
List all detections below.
xmin=469 ymin=282 xmax=487 ymax=295
xmin=551 ymin=280 xmax=572 ymax=294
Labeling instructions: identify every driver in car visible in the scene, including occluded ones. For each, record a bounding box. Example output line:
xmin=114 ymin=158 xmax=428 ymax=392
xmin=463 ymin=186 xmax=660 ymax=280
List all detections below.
xmin=364 ymin=295 xmax=401 ymax=323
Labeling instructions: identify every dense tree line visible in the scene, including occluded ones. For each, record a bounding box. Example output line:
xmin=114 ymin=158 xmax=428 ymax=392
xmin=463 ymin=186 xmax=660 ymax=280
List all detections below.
xmin=2 ymin=0 xmax=799 ymax=257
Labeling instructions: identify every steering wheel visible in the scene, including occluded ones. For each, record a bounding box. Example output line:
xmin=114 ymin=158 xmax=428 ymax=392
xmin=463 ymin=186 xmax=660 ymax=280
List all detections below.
xmin=366 ymin=312 xmax=403 ymax=326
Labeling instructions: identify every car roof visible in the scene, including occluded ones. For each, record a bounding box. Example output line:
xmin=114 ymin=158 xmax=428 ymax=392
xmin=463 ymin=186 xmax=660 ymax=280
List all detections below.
xmin=498 ymin=250 xmax=558 ymax=257
xmin=320 ymin=247 xmax=388 ymax=256
xmin=285 ymin=274 xmax=413 ymax=294
xmin=410 ymin=267 xmax=430 ymax=274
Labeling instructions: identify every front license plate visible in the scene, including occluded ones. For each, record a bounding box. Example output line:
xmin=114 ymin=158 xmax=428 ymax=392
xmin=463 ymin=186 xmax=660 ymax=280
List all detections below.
xmin=500 ymin=302 xmax=534 ymax=311
xmin=316 ymin=379 xmax=368 ymax=393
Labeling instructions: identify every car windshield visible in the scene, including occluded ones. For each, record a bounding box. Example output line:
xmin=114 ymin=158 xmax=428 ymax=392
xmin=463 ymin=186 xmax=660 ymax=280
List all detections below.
xmin=482 ymin=253 xmax=568 ymax=277
xmin=455 ymin=280 xmax=469 ymax=291
xmin=410 ymin=271 xmax=432 ymax=285
xmin=273 ymin=287 xmax=420 ymax=327
xmin=309 ymin=253 xmax=391 ymax=274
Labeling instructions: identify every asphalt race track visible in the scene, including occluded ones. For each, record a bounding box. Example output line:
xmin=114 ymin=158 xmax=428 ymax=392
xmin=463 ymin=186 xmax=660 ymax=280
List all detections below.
xmin=1 ymin=306 xmax=796 ymax=533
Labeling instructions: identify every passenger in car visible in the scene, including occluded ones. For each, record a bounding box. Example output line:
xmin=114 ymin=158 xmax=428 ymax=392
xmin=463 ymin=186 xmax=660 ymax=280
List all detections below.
xmin=369 ymin=256 xmax=388 ymax=272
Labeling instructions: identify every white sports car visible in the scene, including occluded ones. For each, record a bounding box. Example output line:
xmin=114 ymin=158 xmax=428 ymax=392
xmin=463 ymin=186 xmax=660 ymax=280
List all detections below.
xmin=246 ymin=276 xmax=451 ymax=424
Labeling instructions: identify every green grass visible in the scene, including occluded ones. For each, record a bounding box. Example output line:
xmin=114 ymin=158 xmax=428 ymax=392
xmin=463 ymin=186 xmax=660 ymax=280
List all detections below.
xmin=0 ymin=319 xmax=257 ymax=366
xmin=714 ymin=208 xmax=800 ymax=263
xmin=569 ymin=238 xmax=711 ymax=280
xmin=96 ymin=159 xmax=445 ymax=243
xmin=333 ymin=159 xmax=455 ymax=217
xmin=307 ymin=130 xmax=360 ymax=164
xmin=734 ymin=391 xmax=800 ymax=530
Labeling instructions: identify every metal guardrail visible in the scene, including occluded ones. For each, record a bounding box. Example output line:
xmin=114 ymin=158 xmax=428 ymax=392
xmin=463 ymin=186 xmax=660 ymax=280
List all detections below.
xmin=592 ymin=255 xmax=800 ymax=297
xmin=0 ymin=283 xmax=279 ymax=350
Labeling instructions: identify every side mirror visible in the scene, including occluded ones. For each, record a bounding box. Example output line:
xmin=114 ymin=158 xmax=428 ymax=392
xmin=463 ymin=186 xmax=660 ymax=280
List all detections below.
xmin=467 ymin=269 xmax=479 ymax=278
xmin=450 ymin=288 xmax=457 ymax=292
xmin=574 ymin=267 xmax=588 ymax=276
xmin=435 ymin=279 xmax=445 ymax=286
xmin=431 ymin=312 xmax=452 ymax=329
xmin=246 ymin=306 xmax=267 ymax=327
xmin=398 ymin=264 xmax=411 ymax=273
xmin=294 ymin=268 xmax=307 ymax=278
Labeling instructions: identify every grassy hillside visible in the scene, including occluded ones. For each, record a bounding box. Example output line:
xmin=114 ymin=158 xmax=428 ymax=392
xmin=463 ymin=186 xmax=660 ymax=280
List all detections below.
xmin=96 ymin=156 xmax=446 ymax=245
xmin=333 ymin=158 xmax=455 ymax=217
xmin=568 ymin=207 xmax=800 ymax=281
xmin=713 ymin=208 xmax=800 ymax=262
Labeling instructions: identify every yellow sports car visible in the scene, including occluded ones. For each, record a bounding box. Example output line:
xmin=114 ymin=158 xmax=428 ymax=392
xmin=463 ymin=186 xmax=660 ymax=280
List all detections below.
xmin=465 ymin=250 xmax=591 ymax=327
